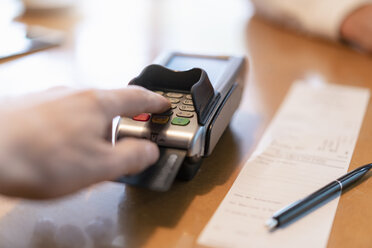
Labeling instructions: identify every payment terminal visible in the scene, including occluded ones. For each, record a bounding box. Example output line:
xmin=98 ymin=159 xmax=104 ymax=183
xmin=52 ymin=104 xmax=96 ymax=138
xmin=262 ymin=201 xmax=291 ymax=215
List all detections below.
xmin=115 ymin=52 xmax=245 ymax=191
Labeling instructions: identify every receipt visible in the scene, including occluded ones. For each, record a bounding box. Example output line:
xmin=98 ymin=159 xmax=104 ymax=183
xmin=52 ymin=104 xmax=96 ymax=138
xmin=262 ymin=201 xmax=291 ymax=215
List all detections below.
xmin=198 ymin=82 xmax=370 ymax=248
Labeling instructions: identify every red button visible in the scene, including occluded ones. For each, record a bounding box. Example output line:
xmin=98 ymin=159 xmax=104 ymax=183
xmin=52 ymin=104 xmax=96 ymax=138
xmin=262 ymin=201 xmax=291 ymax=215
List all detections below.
xmin=133 ymin=113 xmax=150 ymax=121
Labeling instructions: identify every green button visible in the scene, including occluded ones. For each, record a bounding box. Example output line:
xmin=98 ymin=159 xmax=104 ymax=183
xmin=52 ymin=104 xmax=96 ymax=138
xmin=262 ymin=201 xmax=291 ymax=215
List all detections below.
xmin=171 ymin=117 xmax=190 ymax=126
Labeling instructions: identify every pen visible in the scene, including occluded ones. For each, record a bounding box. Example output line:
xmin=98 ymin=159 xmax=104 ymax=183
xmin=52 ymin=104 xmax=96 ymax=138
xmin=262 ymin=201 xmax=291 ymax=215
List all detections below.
xmin=265 ymin=163 xmax=372 ymax=230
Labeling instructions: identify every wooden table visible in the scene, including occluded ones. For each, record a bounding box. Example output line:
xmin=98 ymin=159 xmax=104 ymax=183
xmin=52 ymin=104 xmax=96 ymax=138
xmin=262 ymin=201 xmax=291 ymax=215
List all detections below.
xmin=1 ymin=0 xmax=372 ymax=247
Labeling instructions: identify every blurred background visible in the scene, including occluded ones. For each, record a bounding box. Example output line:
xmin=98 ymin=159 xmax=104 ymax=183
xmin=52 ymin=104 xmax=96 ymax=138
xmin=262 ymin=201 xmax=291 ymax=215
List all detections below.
xmin=0 ymin=0 xmax=252 ymax=95
xmin=2 ymin=0 xmax=372 ymax=130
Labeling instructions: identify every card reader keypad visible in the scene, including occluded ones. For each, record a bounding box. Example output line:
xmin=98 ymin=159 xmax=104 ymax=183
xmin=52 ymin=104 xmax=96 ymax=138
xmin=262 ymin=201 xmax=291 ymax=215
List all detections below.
xmin=133 ymin=91 xmax=195 ymax=127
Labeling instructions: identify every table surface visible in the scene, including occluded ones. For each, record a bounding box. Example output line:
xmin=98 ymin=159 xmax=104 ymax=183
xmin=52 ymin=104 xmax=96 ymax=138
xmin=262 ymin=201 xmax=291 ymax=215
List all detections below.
xmin=1 ymin=1 xmax=372 ymax=247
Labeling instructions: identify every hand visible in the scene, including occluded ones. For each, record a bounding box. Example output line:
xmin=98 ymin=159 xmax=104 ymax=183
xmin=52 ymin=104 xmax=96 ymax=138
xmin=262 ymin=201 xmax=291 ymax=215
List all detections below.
xmin=0 ymin=86 xmax=170 ymax=199
xmin=341 ymin=5 xmax=372 ymax=52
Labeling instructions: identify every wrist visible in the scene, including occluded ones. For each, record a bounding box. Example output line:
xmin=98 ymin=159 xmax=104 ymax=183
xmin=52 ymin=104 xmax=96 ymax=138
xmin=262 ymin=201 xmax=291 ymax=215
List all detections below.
xmin=340 ymin=4 xmax=372 ymax=50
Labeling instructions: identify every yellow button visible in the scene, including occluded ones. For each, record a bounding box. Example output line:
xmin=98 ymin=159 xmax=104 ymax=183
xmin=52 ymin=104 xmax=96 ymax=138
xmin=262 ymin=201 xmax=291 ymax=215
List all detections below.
xmin=171 ymin=117 xmax=190 ymax=126
xmin=152 ymin=116 xmax=170 ymax=124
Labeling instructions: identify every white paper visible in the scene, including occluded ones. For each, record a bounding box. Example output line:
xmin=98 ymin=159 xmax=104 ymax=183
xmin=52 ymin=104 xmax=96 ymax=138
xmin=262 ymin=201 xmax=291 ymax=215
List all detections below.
xmin=198 ymin=82 xmax=370 ymax=248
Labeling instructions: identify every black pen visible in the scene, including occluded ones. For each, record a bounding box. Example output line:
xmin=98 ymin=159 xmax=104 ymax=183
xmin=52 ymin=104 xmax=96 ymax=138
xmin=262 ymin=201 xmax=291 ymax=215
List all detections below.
xmin=265 ymin=163 xmax=372 ymax=230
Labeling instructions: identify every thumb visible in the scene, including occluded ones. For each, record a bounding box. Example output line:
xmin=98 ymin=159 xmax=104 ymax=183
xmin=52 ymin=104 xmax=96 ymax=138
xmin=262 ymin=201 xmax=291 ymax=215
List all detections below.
xmin=107 ymin=138 xmax=159 ymax=177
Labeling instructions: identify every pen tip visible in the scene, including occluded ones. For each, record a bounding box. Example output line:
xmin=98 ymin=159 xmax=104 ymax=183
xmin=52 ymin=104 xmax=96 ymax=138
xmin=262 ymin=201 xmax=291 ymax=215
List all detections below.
xmin=265 ymin=218 xmax=278 ymax=230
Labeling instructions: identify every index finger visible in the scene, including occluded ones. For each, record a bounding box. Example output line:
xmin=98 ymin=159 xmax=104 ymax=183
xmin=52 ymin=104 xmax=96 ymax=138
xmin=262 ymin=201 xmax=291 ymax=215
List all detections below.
xmin=97 ymin=86 xmax=171 ymax=119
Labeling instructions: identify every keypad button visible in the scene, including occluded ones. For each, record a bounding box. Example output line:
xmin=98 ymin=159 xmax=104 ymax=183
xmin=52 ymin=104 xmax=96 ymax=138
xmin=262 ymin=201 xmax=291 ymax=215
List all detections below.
xmin=152 ymin=115 xmax=170 ymax=125
xmin=182 ymin=99 xmax=193 ymax=105
xmin=171 ymin=117 xmax=190 ymax=126
xmin=185 ymin=94 xmax=192 ymax=100
xmin=176 ymin=111 xmax=194 ymax=118
xmin=171 ymin=104 xmax=177 ymax=109
xmin=159 ymin=109 xmax=173 ymax=116
xmin=169 ymin=98 xmax=180 ymax=104
xmin=133 ymin=113 xmax=150 ymax=121
xmin=179 ymin=105 xmax=195 ymax=112
xmin=154 ymin=91 xmax=164 ymax=96
xmin=166 ymin=92 xmax=183 ymax=98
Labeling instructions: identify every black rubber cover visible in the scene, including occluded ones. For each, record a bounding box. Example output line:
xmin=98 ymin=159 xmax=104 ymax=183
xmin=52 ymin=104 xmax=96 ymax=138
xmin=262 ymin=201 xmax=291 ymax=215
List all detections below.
xmin=129 ymin=64 xmax=217 ymax=125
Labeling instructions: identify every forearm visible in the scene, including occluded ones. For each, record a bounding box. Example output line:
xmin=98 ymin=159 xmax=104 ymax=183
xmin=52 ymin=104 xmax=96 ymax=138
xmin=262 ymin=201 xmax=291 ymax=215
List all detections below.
xmin=341 ymin=5 xmax=372 ymax=51
xmin=251 ymin=0 xmax=372 ymax=40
